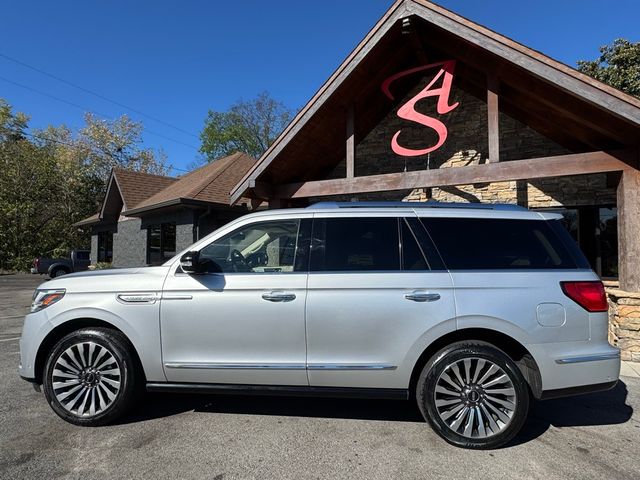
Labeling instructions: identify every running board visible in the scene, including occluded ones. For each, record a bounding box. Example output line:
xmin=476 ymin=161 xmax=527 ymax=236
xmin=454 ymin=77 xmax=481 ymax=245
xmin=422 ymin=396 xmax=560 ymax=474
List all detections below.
xmin=146 ymin=382 xmax=409 ymax=400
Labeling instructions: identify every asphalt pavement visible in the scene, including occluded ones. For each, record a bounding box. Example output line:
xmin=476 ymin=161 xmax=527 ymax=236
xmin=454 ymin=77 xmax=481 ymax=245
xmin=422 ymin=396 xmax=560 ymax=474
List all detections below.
xmin=1 ymin=273 xmax=639 ymax=480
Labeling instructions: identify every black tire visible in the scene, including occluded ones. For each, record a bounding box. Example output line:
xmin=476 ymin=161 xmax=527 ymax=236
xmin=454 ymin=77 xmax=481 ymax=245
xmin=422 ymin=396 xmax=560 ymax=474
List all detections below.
xmin=416 ymin=341 xmax=529 ymax=449
xmin=43 ymin=327 xmax=139 ymax=426
xmin=50 ymin=267 xmax=70 ymax=278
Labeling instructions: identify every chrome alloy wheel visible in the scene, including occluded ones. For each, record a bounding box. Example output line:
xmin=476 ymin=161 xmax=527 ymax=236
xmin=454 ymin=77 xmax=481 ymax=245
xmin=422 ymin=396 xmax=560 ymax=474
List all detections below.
xmin=51 ymin=341 xmax=122 ymax=417
xmin=433 ymin=357 xmax=516 ymax=439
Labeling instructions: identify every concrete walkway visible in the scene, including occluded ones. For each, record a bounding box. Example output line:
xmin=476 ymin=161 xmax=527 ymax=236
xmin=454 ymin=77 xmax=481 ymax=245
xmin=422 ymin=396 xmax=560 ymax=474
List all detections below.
xmin=621 ymin=360 xmax=640 ymax=378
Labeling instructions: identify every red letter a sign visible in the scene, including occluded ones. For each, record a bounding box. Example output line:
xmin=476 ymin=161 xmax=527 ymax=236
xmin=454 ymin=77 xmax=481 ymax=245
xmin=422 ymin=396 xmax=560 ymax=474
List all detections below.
xmin=381 ymin=60 xmax=459 ymax=157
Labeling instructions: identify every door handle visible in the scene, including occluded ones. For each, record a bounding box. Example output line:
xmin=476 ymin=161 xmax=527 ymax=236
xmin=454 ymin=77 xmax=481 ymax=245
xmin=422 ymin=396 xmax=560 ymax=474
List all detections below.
xmin=261 ymin=291 xmax=296 ymax=302
xmin=404 ymin=291 xmax=441 ymax=302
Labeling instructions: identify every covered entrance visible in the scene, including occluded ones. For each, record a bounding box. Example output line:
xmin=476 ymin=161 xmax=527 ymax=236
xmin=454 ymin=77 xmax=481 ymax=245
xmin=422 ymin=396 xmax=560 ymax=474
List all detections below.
xmin=230 ymin=0 xmax=640 ymax=359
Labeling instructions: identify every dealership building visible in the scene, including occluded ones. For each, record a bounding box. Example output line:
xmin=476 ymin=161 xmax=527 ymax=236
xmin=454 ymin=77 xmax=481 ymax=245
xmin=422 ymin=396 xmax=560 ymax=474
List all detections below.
xmin=230 ymin=0 xmax=640 ymax=360
xmin=75 ymin=0 xmax=640 ymax=361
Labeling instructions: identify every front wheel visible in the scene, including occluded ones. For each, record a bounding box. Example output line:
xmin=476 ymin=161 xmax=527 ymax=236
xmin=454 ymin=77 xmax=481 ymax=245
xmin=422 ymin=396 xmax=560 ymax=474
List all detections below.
xmin=43 ymin=327 xmax=139 ymax=426
xmin=416 ymin=341 xmax=530 ymax=449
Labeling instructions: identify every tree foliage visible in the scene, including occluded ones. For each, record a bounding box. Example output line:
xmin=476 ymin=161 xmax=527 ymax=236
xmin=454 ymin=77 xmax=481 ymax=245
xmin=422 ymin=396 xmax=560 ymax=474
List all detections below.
xmin=577 ymin=39 xmax=640 ymax=98
xmin=199 ymin=91 xmax=294 ymax=160
xmin=0 ymin=99 xmax=168 ymax=271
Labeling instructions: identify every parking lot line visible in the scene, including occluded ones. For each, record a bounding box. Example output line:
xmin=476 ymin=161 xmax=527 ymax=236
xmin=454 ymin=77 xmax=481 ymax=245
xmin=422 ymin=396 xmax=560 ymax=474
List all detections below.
xmin=0 ymin=337 xmax=21 ymax=342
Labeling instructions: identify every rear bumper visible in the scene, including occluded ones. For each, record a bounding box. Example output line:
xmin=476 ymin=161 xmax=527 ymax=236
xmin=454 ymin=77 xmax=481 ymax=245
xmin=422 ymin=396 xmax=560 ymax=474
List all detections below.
xmin=528 ymin=342 xmax=620 ymax=393
xmin=540 ymin=379 xmax=618 ymax=400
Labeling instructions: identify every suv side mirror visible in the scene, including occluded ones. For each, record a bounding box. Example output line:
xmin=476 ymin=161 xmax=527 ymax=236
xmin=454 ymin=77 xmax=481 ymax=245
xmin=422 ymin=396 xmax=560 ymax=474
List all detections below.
xmin=180 ymin=251 xmax=202 ymax=273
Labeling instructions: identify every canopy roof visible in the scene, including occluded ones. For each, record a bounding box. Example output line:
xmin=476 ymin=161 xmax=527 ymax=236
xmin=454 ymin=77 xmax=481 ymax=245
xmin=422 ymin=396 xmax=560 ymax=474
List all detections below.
xmin=231 ymin=0 xmax=640 ymax=203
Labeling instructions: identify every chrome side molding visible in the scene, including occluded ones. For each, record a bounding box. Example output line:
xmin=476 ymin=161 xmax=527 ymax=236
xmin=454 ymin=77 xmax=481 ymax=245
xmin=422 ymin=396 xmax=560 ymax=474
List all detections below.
xmin=165 ymin=362 xmax=307 ymax=370
xmin=164 ymin=362 xmax=397 ymax=371
xmin=306 ymin=363 xmax=397 ymax=370
xmin=555 ymin=352 xmax=620 ymax=364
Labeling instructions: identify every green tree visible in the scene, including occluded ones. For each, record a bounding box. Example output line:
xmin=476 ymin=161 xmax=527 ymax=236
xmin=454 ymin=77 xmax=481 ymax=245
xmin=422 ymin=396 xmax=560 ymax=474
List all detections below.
xmin=0 ymin=103 xmax=65 ymax=269
xmin=200 ymin=91 xmax=294 ymax=160
xmin=0 ymin=99 xmax=170 ymax=271
xmin=577 ymin=39 xmax=640 ymax=98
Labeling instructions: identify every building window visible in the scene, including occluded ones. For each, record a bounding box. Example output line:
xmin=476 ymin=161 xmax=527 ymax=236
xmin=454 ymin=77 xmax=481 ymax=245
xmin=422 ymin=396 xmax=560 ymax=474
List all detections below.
xmin=147 ymin=223 xmax=176 ymax=265
xmin=97 ymin=231 xmax=113 ymax=263
xmin=541 ymin=206 xmax=618 ymax=278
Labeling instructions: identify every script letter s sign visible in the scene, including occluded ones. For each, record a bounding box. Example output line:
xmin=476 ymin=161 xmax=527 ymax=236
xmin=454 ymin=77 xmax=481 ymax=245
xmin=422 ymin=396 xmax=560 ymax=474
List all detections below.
xmin=381 ymin=60 xmax=459 ymax=157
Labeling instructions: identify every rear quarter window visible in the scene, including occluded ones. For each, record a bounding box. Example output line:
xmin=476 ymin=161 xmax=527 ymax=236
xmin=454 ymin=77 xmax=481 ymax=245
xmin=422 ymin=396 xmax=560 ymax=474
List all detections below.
xmin=420 ymin=217 xmax=589 ymax=270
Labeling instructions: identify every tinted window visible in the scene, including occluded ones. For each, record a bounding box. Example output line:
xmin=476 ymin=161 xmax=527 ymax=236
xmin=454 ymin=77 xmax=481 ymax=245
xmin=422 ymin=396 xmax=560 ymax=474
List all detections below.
xmin=76 ymin=251 xmax=90 ymax=261
xmin=147 ymin=223 xmax=176 ymax=265
xmin=199 ymin=220 xmax=302 ymax=273
xmin=97 ymin=231 xmax=113 ymax=263
xmin=421 ymin=217 xmax=583 ymax=270
xmin=405 ymin=217 xmax=446 ymax=270
xmin=311 ymin=218 xmax=400 ymax=271
xmin=400 ymin=219 xmax=428 ymax=270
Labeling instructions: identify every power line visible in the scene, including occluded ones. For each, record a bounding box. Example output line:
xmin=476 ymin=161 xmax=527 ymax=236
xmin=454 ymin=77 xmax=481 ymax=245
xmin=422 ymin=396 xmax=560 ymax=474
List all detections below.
xmin=0 ymin=52 xmax=199 ymax=139
xmin=0 ymin=75 xmax=199 ymax=150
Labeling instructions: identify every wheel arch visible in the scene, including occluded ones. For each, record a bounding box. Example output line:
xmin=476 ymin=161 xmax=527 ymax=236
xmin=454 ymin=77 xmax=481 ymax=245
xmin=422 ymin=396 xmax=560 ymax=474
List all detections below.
xmin=409 ymin=328 xmax=543 ymax=399
xmin=47 ymin=263 xmax=71 ymax=276
xmin=34 ymin=318 xmax=146 ymax=385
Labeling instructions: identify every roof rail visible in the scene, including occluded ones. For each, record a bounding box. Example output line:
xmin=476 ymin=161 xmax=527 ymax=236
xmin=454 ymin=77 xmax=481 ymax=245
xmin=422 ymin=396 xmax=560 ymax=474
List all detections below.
xmin=306 ymin=201 xmax=527 ymax=211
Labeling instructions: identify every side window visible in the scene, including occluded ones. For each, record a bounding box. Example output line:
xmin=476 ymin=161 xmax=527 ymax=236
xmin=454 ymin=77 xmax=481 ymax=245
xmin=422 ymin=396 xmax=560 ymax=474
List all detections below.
xmin=421 ymin=217 xmax=581 ymax=270
xmin=405 ymin=217 xmax=446 ymax=270
xmin=199 ymin=219 xmax=306 ymax=273
xmin=76 ymin=251 xmax=90 ymax=261
xmin=310 ymin=217 xmax=400 ymax=271
xmin=400 ymin=219 xmax=428 ymax=270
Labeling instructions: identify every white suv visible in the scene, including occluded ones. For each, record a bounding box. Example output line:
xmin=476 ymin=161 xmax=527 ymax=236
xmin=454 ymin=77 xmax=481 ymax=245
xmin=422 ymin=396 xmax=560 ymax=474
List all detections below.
xmin=19 ymin=202 xmax=620 ymax=449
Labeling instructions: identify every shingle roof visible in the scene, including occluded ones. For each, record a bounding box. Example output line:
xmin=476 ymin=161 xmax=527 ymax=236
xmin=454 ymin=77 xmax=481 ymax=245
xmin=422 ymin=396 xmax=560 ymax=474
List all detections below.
xmin=74 ymin=169 xmax=177 ymax=226
xmin=112 ymin=168 xmax=178 ymax=210
xmin=73 ymin=213 xmax=100 ymax=227
xmin=123 ymin=152 xmax=256 ymax=215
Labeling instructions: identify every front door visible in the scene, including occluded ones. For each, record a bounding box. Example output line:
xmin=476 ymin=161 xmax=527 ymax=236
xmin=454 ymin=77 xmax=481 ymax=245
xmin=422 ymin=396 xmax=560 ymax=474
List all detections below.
xmin=160 ymin=217 xmax=311 ymax=385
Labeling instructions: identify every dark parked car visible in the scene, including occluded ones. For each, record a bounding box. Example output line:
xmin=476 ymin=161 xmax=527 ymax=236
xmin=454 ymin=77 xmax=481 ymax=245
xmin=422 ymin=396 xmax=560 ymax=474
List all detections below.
xmin=31 ymin=250 xmax=91 ymax=278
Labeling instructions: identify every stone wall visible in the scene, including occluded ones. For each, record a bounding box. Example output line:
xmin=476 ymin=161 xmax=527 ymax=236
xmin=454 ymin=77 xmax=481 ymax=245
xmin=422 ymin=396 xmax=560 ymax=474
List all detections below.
xmin=319 ymin=76 xmax=616 ymax=208
xmin=113 ymin=217 xmax=147 ymax=268
xmin=606 ymin=285 xmax=640 ymax=362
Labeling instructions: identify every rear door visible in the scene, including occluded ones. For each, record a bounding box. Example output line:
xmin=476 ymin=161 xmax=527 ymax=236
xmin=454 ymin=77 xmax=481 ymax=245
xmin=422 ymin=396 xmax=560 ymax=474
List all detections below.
xmin=305 ymin=213 xmax=456 ymax=389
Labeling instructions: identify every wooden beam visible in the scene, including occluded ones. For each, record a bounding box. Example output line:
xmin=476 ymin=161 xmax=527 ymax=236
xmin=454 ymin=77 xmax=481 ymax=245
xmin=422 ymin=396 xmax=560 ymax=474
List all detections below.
xmin=487 ymin=74 xmax=500 ymax=163
xmin=268 ymin=198 xmax=287 ymax=209
xmin=346 ymin=105 xmax=355 ymax=178
xmin=248 ymin=180 xmax=274 ymax=200
xmin=276 ymin=150 xmax=635 ymax=199
xmin=617 ymin=156 xmax=640 ymax=291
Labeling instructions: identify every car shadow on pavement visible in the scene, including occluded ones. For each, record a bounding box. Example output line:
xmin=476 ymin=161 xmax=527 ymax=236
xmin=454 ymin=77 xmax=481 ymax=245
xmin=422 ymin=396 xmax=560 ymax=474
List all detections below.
xmin=511 ymin=380 xmax=633 ymax=447
xmin=118 ymin=381 xmax=633 ymax=446
xmin=121 ymin=393 xmax=424 ymax=424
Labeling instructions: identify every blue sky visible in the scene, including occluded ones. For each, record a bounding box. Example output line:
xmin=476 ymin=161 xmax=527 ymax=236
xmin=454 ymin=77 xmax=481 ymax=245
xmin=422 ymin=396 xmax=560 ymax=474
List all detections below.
xmin=1 ymin=0 xmax=638 ymax=173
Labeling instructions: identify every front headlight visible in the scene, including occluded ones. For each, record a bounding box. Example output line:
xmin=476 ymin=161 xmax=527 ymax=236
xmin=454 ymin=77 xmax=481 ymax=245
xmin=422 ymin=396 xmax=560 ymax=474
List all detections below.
xmin=31 ymin=289 xmax=65 ymax=313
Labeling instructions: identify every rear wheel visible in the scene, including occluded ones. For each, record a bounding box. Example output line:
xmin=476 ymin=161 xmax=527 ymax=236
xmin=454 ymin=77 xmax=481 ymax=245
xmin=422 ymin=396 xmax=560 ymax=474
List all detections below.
xmin=43 ymin=328 xmax=139 ymax=426
xmin=50 ymin=267 xmax=69 ymax=278
xmin=416 ymin=341 xmax=529 ymax=449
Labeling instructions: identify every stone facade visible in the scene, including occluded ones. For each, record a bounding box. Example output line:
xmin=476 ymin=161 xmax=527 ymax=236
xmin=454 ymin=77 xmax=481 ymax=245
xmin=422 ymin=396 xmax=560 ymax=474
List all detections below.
xmin=606 ymin=284 xmax=640 ymax=362
xmin=321 ymin=79 xmax=617 ymax=209
xmin=113 ymin=217 xmax=147 ymax=268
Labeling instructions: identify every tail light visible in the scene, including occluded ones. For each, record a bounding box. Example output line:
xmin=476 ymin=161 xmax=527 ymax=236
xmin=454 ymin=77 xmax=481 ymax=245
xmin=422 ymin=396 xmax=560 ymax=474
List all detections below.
xmin=560 ymin=281 xmax=608 ymax=312
xmin=33 ymin=258 xmax=39 ymax=269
